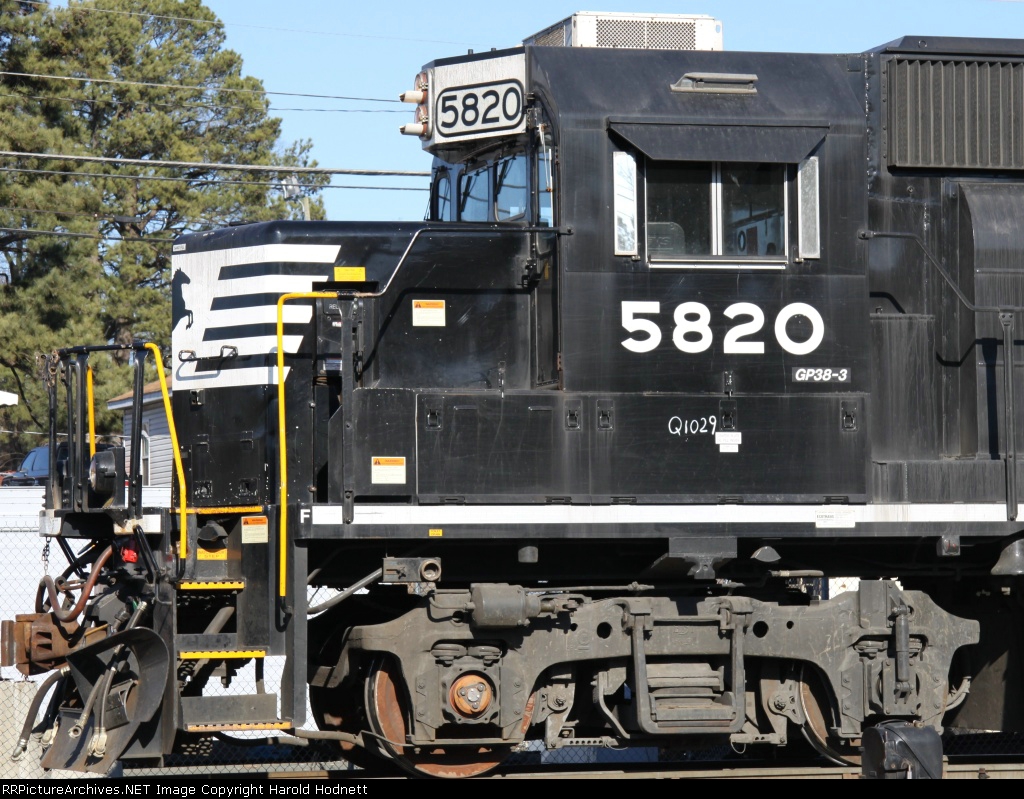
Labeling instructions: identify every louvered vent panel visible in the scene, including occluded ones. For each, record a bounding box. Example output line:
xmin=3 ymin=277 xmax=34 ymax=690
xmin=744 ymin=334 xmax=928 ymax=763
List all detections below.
xmin=888 ymin=58 xmax=1024 ymax=169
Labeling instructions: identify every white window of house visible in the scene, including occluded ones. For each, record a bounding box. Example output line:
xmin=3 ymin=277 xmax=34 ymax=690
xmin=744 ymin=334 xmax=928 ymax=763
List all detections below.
xmin=139 ymin=430 xmax=151 ymax=487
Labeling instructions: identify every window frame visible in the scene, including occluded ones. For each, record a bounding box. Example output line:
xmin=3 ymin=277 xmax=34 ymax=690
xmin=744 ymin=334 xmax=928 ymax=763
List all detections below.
xmin=430 ymin=169 xmax=453 ymax=222
xmin=535 ymin=123 xmax=556 ymax=228
xmin=644 ymin=158 xmax=791 ymax=270
xmin=139 ymin=429 xmax=150 ymax=488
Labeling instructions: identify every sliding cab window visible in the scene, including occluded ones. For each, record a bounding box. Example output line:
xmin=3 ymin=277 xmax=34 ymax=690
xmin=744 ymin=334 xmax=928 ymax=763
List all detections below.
xmin=646 ymin=161 xmax=788 ymax=267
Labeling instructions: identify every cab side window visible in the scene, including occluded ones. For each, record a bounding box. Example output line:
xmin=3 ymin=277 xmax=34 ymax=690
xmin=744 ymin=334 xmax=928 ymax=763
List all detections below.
xmin=646 ymin=160 xmax=787 ymax=263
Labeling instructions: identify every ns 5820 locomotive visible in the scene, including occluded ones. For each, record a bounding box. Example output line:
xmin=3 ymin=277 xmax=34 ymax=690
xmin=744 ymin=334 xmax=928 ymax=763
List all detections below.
xmin=6 ymin=11 xmax=1024 ymax=779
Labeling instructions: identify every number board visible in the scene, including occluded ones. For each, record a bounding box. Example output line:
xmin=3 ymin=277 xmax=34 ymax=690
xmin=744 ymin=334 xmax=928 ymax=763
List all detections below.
xmin=436 ymin=80 xmax=525 ymax=139
xmin=426 ymin=53 xmax=527 ymax=146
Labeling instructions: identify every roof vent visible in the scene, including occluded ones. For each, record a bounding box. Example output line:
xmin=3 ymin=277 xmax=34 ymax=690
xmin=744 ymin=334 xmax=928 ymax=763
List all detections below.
xmin=523 ymin=12 xmax=723 ymax=51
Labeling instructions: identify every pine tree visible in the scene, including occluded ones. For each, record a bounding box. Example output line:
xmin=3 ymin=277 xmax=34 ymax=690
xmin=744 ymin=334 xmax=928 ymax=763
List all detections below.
xmin=0 ymin=0 xmax=325 ymax=461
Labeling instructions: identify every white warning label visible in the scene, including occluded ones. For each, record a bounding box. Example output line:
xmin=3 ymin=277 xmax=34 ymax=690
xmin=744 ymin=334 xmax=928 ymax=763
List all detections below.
xmin=815 ymin=507 xmax=857 ymax=528
xmin=241 ymin=515 xmax=269 ymax=544
xmin=412 ymin=299 xmax=446 ymax=327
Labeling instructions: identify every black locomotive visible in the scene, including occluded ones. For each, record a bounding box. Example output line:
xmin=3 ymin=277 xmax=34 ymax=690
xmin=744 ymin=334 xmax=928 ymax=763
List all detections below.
xmin=6 ymin=12 xmax=1024 ymax=779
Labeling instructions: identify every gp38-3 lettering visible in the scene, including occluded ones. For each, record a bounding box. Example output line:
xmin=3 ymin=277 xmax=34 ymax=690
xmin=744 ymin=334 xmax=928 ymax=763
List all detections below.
xmin=620 ymin=300 xmax=825 ymax=356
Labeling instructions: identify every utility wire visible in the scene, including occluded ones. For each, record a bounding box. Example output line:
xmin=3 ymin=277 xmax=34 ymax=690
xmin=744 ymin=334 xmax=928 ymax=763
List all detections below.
xmin=16 ymin=1 xmax=482 ymax=47
xmin=0 ymin=150 xmax=430 ymax=177
xmin=0 ymin=70 xmax=403 ymax=105
xmin=0 ymin=165 xmax=428 ymax=189
xmin=0 ymin=226 xmax=173 ymax=243
xmin=0 ymin=206 xmax=147 ymax=221
xmin=0 ymin=90 xmax=408 ymax=114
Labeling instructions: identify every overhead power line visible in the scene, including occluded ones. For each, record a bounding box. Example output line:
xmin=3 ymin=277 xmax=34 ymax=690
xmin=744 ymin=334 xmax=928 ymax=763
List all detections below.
xmin=0 ymin=226 xmax=173 ymax=244
xmin=0 ymin=166 xmax=428 ymax=190
xmin=0 ymin=90 xmax=407 ymax=114
xmin=17 ymin=0 xmax=482 ymax=47
xmin=0 ymin=206 xmax=146 ymax=221
xmin=0 ymin=70 xmax=402 ymax=105
xmin=0 ymin=150 xmax=430 ymax=177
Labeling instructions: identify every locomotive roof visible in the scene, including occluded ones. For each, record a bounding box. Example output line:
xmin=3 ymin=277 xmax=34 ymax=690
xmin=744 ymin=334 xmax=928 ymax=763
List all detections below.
xmin=524 ymin=45 xmax=864 ymax=132
xmin=872 ymin=35 xmax=1024 ymax=56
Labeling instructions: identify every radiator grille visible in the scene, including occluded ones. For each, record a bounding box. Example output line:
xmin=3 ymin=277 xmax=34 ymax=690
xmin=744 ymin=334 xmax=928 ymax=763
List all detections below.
xmin=888 ymin=58 xmax=1024 ymax=169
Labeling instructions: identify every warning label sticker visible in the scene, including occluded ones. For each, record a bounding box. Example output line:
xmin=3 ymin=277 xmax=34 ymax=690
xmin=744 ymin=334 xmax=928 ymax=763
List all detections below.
xmin=334 ymin=266 xmax=366 ymax=282
xmin=815 ymin=507 xmax=856 ymax=529
xmin=196 ymin=547 xmax=228 ymax=561
xmin=241 ymin=515 xmax=269 ymax=544
xmin=412 ymin=299 xmax=445 ymax=327
xmin=372 ymin=456 xmax=407 ymax=484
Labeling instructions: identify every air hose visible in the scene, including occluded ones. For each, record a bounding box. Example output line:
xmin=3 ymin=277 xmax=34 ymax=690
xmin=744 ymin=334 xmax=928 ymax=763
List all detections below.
xmin=36 ymin=546 xmax=113 ymax=622
xmin=10 ymin=667 xmax=68 ymax=761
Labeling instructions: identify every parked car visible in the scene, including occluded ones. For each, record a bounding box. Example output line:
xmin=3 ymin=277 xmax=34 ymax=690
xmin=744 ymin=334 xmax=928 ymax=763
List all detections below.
xmin=0 ymin=452 xmax=24 ymax=485
xmin=3 ymin=443 xmax=115 ymax=487
xmin=3 ymin=445 xmax=55 ymax=486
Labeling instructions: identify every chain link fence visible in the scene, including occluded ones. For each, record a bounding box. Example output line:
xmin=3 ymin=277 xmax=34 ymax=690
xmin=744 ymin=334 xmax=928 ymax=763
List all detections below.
xmin=2 ymin=488 xmax=1022 ymax=777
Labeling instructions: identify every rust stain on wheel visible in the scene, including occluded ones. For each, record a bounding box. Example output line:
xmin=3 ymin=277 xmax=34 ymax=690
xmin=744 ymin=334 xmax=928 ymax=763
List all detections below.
xmin=369 ymin=658 xmax=533 ymax=778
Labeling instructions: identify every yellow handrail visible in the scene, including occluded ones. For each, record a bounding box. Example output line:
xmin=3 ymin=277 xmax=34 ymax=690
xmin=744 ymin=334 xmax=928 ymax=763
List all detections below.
xmin=276 ymin=292 xmax=336 ymax=598
xmin=143 ymin=343 xmax=188 ymax=558
xmin=86 ymin=366 xmax=96 ymax=458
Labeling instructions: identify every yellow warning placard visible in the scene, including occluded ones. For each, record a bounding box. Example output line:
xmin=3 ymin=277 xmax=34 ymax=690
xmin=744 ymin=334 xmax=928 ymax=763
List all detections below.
xmin=429 ymin=528 xmax=443 ymax=537
xmin=241 ymin=515 xmax=269 ymax=544
xmin=334 ymin=266 xmax=366 ymax=282
xmin=371 ymin=456 xmax=406 ymax=484
xmin=412 ymin=299 xmax=445 ymax=327
xmin=196 ymin=547 xmax=228 ymax=561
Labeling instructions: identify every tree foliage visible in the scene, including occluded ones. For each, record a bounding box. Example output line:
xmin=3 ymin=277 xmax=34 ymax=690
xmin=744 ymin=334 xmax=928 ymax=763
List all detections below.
xmin=0 ymin=0 xmax=325 ymax=460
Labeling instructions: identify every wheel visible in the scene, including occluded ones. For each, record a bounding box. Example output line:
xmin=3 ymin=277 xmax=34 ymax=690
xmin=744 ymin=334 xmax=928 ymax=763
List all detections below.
xmin=308 ymin=680 xmax=382 ymax=770
xmin=364 ymin=656 xmax=533 ymax=778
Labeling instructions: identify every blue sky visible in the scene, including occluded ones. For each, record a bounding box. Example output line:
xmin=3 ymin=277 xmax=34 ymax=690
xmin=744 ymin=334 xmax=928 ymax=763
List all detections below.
xmin=81 ymin=1 xmax=1024 ymax=222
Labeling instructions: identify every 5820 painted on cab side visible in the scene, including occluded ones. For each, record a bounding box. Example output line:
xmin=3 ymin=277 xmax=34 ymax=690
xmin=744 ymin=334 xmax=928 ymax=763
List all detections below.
xmin=6 ymin=11 xmax=1024 ymax=780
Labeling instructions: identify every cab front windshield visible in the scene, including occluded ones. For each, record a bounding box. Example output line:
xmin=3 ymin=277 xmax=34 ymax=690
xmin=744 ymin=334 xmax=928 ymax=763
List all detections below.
xmin=427 ymin=128 xmax=554 ymax=226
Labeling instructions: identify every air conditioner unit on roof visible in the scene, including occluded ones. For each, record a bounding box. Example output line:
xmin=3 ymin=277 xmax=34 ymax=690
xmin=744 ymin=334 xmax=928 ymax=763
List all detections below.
xmin=523 ymin=11 xmax=723 ymax=51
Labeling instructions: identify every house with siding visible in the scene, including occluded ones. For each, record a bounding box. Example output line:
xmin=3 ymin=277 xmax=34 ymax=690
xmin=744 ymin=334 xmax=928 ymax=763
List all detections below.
xmin=107 ymin=381 xmax=173 ymax=501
